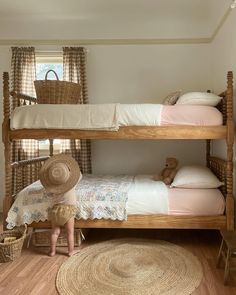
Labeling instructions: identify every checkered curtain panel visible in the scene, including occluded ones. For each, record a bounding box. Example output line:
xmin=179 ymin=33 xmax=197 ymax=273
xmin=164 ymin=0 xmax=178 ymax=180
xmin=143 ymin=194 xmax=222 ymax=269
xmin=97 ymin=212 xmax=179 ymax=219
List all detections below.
xmin=11 ymin=47 xmax=39 ymax=190
xmin=62 ymin=47 xmax=92 ymax=173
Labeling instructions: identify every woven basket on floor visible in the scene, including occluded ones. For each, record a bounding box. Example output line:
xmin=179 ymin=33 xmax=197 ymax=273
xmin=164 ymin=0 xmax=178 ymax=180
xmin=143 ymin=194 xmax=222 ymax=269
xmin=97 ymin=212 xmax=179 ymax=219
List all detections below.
xmin=34 ymin=70 xmax=81 ymax=104
xmin=0 ymin=225 xmax=27 ymax=263
xmin=32 ymin=229 xmax=83 ymax=247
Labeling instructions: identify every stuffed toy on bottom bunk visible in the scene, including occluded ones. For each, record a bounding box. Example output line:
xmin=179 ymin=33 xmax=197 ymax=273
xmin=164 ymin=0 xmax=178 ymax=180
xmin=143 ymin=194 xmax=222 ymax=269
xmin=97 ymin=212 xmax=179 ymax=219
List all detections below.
xmin=6 ymin=174 xmax=225 ymax=229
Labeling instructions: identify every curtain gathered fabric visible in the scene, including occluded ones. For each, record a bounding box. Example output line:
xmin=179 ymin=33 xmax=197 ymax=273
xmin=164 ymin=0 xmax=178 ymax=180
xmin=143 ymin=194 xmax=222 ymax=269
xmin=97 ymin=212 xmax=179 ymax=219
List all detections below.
xmin=11 ymin=47 xmax=39 ymax=190
xmin=62 ymin=47 xmax=92 ymax=173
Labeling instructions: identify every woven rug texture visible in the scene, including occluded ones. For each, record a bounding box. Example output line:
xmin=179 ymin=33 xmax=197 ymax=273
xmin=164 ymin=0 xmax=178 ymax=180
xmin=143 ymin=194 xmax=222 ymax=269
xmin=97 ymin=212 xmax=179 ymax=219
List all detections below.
xmin=56 ymin=238 xmax=203 ymax=295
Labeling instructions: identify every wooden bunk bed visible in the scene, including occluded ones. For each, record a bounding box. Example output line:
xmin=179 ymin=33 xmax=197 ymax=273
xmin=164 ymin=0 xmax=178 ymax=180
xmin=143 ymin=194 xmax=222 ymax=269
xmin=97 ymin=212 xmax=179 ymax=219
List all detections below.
xmin=2 ymin=71 xmax=235 ymax=231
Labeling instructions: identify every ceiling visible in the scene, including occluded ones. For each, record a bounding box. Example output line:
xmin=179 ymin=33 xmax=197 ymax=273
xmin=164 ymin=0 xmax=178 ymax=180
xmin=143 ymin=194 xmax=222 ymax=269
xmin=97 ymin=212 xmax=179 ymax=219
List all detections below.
xmin=0 ymin=0 xmax=232 ymax=41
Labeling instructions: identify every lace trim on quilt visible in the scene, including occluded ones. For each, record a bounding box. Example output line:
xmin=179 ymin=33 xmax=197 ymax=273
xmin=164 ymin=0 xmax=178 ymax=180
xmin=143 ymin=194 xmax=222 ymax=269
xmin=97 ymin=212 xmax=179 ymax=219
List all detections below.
xmin=6 ymin=175 xmax=134 ymax=229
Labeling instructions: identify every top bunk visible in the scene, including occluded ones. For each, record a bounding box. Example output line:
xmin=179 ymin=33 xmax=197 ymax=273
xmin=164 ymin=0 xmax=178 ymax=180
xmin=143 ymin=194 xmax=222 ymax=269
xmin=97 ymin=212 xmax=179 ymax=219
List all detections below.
xmin=2 ymin=71 xmax=234 ymax=141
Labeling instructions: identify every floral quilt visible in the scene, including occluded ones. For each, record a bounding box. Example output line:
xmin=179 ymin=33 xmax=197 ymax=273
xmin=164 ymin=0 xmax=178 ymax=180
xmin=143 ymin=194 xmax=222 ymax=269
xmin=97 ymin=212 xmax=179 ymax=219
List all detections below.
xmin=6 ymin=174 xmax=134 ymax=229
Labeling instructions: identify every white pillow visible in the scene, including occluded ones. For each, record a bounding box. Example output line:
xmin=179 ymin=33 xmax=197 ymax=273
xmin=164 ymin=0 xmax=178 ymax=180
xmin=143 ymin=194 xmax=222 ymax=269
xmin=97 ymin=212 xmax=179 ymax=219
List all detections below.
xmin=176 ymin=92 xmax=222 ymax=106
xmin=171 ymin=165 xmax=223 ymax=189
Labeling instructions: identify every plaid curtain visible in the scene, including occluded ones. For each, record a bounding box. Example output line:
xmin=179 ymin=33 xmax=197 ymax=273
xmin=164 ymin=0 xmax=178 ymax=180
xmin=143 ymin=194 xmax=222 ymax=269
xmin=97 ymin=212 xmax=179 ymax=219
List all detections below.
xmin=62 ymin=47 xmax=92 ymax=173
xmin=11 ymin=47 xmax=39 ymax=188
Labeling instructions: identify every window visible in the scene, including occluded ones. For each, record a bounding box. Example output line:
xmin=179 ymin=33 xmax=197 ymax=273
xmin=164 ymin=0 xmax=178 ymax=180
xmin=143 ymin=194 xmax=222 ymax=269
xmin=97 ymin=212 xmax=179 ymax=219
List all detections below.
xmin=36 ymin=52 xmax=63 ymax=155
xmin=36 ymin=52 xmax=63 ymax=80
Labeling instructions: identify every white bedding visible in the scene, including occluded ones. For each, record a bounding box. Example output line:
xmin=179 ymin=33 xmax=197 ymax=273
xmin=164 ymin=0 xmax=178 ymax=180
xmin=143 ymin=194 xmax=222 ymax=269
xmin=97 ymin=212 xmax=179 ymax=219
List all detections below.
xmin=6 ymin=174 xmax=225 ymax=229
xmin=127 ymin=175 xmax=168 ymax=214
xmin=10 ymin=104 xmax=163 ymax=130
xmin=6 ymin=175 xmax=168 ymax=229
xmin=117 ymin=104 xmax=162 ymax=126
xmin=11 ymin=104 xmax=119 ymax=131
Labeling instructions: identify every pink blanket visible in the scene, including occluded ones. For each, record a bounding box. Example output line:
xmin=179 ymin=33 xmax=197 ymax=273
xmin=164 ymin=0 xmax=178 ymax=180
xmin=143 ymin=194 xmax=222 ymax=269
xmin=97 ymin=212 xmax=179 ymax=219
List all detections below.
xmin=161 ymin=105 xmax=223 ymax=126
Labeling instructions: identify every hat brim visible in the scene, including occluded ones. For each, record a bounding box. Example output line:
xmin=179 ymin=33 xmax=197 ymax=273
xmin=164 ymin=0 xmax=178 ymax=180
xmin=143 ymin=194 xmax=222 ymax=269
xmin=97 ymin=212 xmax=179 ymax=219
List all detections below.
xmin=39 ymin=154 xmax=81 ymax=194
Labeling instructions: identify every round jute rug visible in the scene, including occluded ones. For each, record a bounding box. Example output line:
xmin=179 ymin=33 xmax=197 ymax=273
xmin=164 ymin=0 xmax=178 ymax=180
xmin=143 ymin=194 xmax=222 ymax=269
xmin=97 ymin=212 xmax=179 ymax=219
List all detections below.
xmin=56 ymin=239 xmax=203 ymax=295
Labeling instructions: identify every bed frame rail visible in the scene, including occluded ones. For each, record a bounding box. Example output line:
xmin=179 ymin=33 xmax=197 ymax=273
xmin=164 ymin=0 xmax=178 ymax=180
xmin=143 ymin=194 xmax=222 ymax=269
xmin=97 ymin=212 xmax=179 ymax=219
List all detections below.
xmin=208 ymin=156 xmax=234 ymax=230
xmin=2 ymin=156 xmax=49 ymax=229
xmin=11 ymin=156 xmax=49 ymax=196
xmin=217 ymin=71 xmax=233 ymax=125
xmin=10 ymin=90 xmax=37 ymax=107
xmin=209 ymin=157 xmax=227 ymax=195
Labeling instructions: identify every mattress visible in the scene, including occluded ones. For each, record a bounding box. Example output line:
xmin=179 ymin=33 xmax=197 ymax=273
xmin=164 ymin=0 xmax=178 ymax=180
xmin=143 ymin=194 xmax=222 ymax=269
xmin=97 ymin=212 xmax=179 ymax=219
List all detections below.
xmin=10 ymin=103 xmax=222 ymax=130
xmin=167 ymin=187 xmax=225 ymax=215
xmin=6 ymin=175 xmax=225 ymax=229
xmin=127 ymin=176 xmax=225 ymax=215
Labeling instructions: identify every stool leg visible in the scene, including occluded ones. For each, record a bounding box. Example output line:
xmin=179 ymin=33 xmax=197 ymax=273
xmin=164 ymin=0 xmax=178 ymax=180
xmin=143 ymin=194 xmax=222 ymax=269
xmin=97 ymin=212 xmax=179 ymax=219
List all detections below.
xmin=224 ymin=248 xmax=231 ymax=285
xmin=216 ymin=239 xmax=224 ymax=268
xmin=27 ymin=228 xmax=35 ymax=248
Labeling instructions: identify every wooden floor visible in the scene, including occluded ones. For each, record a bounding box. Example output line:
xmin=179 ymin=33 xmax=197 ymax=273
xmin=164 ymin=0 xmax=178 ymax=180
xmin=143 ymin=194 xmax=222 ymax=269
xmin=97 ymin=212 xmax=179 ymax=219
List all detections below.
xmin=1 ymin=219 xmax=236 ymax=294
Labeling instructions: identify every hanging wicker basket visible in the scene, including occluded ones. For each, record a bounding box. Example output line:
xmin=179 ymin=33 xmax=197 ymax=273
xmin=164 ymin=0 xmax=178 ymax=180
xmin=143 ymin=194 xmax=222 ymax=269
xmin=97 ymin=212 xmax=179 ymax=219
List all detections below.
xmin=0 ymin=225 xmax=27 ymax=263
xmin=34 ymin=70 xmax=81 ymax=104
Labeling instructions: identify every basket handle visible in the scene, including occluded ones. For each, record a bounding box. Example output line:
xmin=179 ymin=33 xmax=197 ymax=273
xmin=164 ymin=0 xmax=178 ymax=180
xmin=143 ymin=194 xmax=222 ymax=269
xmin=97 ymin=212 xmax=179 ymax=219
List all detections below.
xmin=45 ymin=70 xmax=59 ymax=81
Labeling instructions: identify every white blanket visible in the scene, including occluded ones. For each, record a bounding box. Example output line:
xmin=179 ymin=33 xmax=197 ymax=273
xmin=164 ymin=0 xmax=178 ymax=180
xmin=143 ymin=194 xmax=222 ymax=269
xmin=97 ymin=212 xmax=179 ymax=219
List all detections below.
xmin=117 ymin=104 xmax=162 ymax=126
xmin=127 ymin=175 xmax=168 ymax=214
xmin=11 ymin=104 xmax=119 ymax=131
xmin=10 ymin=103 xmax=163 ymax=130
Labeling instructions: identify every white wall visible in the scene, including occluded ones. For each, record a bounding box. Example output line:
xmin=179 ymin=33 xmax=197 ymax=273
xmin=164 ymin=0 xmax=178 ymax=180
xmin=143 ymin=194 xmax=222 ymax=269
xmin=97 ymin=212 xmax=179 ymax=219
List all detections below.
xmin=0 ymin=0 xmax=228 ymax=40
xmin=87 ymin=44 xmax=211 ymax=174
xmin=0 ymin=43 xmax=212 ymax=211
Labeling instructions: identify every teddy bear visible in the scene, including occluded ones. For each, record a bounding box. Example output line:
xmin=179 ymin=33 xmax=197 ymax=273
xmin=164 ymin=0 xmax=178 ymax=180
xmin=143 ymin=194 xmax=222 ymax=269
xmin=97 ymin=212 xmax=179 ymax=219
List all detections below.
xmin=153 ymin=157 xmax=178 ymax=185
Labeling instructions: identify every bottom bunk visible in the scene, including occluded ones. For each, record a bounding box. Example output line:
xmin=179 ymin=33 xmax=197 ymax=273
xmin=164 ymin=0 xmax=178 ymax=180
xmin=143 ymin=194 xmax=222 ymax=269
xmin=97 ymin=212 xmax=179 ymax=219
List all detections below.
xmin=5 ymin=155 xmax=234 ymax=231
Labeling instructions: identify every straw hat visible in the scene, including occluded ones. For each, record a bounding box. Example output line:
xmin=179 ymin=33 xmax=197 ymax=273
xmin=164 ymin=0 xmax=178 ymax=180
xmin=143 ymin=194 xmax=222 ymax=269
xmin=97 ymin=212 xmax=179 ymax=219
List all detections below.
xmin=39 ymin=154 xmax=81 ymax=194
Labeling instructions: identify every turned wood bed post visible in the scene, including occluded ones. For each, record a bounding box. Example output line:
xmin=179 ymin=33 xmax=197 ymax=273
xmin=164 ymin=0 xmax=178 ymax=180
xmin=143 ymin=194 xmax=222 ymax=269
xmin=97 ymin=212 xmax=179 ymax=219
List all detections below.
xmin=2 ymin=72 xmax=12 ymax=229
xmin=226 ymin=71 xmax=234 ymax=230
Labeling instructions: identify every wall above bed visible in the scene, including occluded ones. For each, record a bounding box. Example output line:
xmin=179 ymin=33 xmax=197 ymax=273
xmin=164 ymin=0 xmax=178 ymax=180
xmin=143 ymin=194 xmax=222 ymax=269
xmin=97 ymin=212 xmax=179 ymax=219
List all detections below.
xmin=0 ymin=0 xmax=232 ymax=43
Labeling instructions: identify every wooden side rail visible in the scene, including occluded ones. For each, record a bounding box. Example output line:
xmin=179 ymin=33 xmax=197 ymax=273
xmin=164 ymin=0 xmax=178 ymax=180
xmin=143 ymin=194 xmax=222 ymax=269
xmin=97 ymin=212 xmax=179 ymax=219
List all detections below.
xmin=31 ymin=215 xmax=227 ymax=230
xmin=209 ymin=156 xmax=234 ymax=230
xmin=11 ymin=156 xmax=49 ymax=197
xmin=216 ymin=71 xmax=233 ymax=126
xmin=3 ymin=156 xmax=49 ymax=229
xmin=10 ymin=91 xmax=37 ymax=106
xmin=209 ymin=156 xmax=227 ymax=195
xmin=11 ymin=156 xmax=49 ymax=168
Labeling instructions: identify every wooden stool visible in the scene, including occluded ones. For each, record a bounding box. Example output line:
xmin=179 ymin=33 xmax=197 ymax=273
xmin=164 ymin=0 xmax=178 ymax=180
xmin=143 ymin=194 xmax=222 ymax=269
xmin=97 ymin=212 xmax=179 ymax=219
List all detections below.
xmin=216 ymin=230 xmax=236 ymax=285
